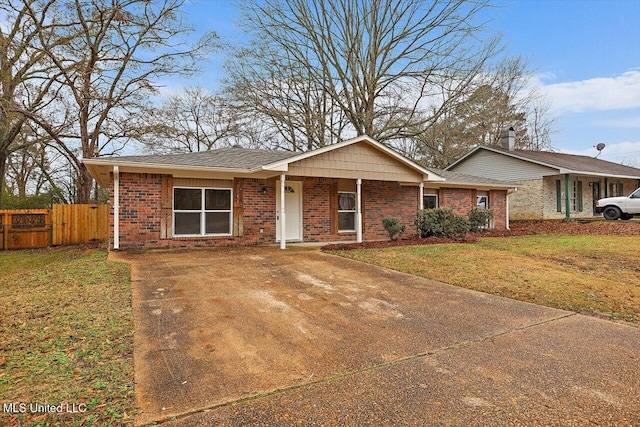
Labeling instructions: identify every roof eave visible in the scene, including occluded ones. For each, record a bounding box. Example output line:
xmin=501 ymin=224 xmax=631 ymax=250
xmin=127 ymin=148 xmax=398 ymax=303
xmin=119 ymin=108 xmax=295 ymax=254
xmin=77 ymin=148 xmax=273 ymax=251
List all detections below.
xmin=550 ymin=170 xmax=640 ymax=180
xmin=425 ymin=181 xmax=520 ymax=190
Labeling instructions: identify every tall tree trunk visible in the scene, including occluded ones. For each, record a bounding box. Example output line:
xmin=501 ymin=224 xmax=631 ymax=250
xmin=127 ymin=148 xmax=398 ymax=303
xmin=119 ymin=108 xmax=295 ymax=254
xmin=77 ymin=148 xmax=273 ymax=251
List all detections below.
xmin=0 ymin=150 xmax=7 ymax=208
xmin=75 ymin=164 xmax=93 ymax=204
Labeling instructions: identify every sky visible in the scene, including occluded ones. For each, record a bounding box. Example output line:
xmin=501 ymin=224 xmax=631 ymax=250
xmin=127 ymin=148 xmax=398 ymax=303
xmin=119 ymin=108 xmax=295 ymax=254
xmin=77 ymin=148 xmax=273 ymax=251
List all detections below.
xmin=178 ymin=0 xmax=640 ymax=166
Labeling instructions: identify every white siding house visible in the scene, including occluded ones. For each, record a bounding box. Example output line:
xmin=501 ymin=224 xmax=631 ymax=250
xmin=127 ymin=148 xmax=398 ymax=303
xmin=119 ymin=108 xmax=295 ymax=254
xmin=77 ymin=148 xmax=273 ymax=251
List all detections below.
xmin=446 ymin=132 xmax=640 ymax=220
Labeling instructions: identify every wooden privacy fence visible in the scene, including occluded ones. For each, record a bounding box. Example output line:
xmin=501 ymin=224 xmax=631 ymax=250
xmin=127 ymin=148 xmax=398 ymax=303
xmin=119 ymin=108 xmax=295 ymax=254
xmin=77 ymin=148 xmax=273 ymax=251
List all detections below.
xmin=0 ymin=204 xmax=109 ymax=250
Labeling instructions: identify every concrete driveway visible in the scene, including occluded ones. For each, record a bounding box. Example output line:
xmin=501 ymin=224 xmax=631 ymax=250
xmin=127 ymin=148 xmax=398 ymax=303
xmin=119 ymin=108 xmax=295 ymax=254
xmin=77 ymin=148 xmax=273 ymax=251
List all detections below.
xmin=116 ymin=246 xmax=640 ymax=426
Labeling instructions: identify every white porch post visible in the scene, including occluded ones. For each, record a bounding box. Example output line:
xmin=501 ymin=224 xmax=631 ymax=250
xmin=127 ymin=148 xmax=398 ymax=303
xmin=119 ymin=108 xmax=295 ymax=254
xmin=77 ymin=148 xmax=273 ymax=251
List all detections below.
xmin=419 ymin=182 xmax=424 ymax=210
xmin=280 ymin=174 xmax=286 ymax=249
xmin=356 ymin=178 xmax=362 ymax=243
xmin=113 ymin=166 xmax=120 ymax=251
xmin=506 ymin=191 xmax=511 ymax=230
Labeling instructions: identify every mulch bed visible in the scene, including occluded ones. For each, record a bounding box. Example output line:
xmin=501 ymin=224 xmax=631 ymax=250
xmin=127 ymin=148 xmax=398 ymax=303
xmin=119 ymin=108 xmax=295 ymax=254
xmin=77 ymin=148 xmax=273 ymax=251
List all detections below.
xmin=322 ymin=220 xmax=640 ymax=251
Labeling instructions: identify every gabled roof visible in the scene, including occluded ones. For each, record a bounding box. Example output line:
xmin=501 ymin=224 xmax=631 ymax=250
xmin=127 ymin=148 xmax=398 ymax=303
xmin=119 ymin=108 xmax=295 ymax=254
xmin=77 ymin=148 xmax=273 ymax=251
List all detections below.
xmin=446 ymin=146 xmax=640 ymax=179
xmin=84 ymin=135 xmax=519 ymax=190
xmin=84 ymin=135 xmax=445 ymax=186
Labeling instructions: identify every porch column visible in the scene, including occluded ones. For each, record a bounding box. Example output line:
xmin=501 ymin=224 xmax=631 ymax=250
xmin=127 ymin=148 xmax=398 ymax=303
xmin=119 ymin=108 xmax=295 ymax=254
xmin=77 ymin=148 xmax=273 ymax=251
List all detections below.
xmin=419 ymin=182 xmax=424 ymax=210
xmin=356 ymin=178 xmax=362 ymax=243
xmin=280 ymin=174 xmax=286 ymax=249
xmin=564 ymin=174 xmax=571 ymax=221
xmin=506 ymin=191 xmax=511 ymax=230
xmin=113 ymin=166 xmax=119 ymax=251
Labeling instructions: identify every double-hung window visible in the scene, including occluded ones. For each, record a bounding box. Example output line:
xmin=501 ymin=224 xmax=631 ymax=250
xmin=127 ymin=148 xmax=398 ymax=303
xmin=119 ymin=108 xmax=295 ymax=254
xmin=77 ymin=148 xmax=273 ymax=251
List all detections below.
xmin=174 ymin=187 xmax=232 ymax=236
xmin=338 ymin=192 xmax=356 ymax=232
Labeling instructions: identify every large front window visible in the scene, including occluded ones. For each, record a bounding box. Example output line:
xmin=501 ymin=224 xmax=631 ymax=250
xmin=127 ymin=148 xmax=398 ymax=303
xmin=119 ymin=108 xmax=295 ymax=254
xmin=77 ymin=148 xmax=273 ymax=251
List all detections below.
xmin=174 ymin=187 xmax=232 ymax=236
xmin=338 ymin=192 xmax=356 ymax=232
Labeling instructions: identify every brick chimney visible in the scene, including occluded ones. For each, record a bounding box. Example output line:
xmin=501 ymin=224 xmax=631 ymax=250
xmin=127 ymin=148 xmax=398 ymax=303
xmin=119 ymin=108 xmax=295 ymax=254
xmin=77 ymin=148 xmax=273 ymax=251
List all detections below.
xmin=500 ymin=127 xmax=516 ymax=151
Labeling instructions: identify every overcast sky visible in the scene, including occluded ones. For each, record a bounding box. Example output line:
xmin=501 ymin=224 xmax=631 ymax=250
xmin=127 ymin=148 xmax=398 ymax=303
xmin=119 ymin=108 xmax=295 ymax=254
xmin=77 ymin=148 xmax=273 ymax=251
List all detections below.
xmin=178 ymin=0 xmax=640 ymax=166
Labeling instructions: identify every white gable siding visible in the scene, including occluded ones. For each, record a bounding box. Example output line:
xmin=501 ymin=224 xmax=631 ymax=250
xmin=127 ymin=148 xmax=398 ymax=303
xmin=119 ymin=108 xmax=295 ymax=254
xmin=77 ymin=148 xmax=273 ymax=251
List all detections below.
xmin=451 ymin=149 xmax=558 ymax=181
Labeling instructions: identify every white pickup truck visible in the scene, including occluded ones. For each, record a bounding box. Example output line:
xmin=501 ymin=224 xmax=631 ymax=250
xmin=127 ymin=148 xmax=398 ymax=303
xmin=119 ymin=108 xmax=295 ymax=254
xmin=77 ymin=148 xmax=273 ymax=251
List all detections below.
xmin=595 ymin=187 xmax=640 ymax=220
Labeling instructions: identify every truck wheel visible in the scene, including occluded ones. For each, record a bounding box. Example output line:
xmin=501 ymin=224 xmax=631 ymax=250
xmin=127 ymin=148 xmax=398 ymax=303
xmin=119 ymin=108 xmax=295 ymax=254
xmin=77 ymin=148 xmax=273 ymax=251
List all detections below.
xmin=603 ymin=206 xmax=621 ymax=220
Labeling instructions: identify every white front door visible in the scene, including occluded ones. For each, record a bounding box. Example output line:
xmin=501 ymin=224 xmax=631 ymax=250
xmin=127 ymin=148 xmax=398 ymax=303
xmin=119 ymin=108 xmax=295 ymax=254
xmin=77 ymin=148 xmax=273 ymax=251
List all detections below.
xmin=276 ymin=181 xmax=302 ymax=242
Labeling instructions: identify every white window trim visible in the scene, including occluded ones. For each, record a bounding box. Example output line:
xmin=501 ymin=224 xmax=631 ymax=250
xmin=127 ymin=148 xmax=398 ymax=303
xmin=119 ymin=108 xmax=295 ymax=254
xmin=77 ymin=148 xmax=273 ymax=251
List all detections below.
xmin=173 ymin=186 xmax=233 ymax=237
xmin=338 ymin=191 xmax=357 ymax=233
xmin=423 ymin=194 xmax=438 ymax=209
xmin=476 ymin=195 xmax=489 ymax=209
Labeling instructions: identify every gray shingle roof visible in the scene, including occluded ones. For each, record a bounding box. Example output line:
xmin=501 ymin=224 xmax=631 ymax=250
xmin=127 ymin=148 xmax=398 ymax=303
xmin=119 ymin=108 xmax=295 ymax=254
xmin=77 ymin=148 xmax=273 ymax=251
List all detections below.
xmin=98 ymin=144 xmax=518 ymax=188
xmin=427 ymin=168 xmax=517 ymax=187
xmin=110 ymin=146 xmax=298 ymax=169
xmin=495 ymin=147 xmax=640 ymax=177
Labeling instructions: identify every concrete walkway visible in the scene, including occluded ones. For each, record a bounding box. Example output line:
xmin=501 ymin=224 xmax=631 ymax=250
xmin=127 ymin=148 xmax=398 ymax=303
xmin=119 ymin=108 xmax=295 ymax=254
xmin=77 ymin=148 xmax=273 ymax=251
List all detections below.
xmin=114 ymin=247 xmax=640 ymax=426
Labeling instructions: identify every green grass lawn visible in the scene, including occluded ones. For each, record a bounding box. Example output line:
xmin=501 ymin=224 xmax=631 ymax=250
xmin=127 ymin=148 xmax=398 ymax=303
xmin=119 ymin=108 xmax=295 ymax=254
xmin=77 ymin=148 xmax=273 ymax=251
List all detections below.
xmin=332 ymin=235 xmax=640 ymax=324
xmin=0 ymin=247 xmax=134 ymax=426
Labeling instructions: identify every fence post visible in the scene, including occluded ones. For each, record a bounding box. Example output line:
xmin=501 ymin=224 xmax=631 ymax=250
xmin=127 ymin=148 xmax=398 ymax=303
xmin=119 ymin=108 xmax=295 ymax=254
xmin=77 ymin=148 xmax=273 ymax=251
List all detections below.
xmin=1 ymin=213 xmax=6 ymax=251
xmin=48 ymin=209 xmax=53 ymax=247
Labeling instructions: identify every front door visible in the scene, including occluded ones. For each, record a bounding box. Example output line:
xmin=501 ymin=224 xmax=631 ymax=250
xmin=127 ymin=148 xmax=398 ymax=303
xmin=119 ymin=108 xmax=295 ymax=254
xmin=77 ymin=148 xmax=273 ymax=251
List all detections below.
xmin=592 ymin=182 xmax=601 ymax=215
xmin=276 ymin=181 xmax=302 ymax=242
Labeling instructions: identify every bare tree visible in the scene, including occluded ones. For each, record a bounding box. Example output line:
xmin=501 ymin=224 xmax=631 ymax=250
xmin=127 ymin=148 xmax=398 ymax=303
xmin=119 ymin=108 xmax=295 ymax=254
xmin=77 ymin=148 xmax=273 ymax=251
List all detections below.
xmin=138 ymin=86 xmax=240 ymax=153
xmin=410 ymin=57 xmax=557 ymax=167
xmin=0 ymin=0 xmax=69 ymax=207
xmin=21 ymin=0 xmax=217 ymax=202
xmin=521 ymin=99 xmax=556 ymax=151
xmin=232 ymin=0 xmax=502 ymax=149
xmin=226 ymin=45 xmax=348 ymax=151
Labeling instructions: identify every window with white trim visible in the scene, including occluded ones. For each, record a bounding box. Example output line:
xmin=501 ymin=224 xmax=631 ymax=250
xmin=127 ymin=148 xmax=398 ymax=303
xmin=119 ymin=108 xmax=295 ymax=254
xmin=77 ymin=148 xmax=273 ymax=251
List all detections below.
xmin=173 ymin=187 xmax=232 ymax=236
xmin=338 ymin=192 xmax=356 ymax=232
xmin=423 ymin=194 xmax=438 ymax=209
xmin=476 ymin=195 xmax=488 ymax=209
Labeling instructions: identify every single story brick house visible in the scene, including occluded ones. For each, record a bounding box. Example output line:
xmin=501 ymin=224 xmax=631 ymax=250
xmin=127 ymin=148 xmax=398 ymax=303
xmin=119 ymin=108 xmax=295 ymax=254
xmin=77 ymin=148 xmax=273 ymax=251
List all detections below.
xmin=446 ymin=130 xmax=640 ymax=220
xmin=84 ymin=135 xmax=516 ymax=250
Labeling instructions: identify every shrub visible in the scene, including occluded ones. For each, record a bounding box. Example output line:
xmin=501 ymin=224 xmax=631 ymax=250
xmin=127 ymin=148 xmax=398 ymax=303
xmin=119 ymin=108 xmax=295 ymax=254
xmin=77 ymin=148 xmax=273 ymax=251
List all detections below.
xmin=382 ymin=217 xmax=406 ymax=241
xmin=415 ymin=208 xmax=469 ymax=238
xmin=468 ymin=208 xmax=494 ymax=231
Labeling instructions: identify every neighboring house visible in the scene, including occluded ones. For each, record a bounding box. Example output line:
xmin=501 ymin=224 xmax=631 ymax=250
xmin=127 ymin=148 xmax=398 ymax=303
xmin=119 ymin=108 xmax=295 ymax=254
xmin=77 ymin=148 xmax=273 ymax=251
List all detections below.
xmin=446 ymin=129 xmax=640 ymax=220
xmin=84 ymin=135 xmax=516 ymax=250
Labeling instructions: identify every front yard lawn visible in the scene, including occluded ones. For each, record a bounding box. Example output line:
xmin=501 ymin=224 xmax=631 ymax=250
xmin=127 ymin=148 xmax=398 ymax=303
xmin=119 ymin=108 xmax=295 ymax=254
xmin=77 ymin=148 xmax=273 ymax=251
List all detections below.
xmin=333 ymin=235 xmax=640 ymax=324
xmin=0 ymin=247 xmax=134 ymax=426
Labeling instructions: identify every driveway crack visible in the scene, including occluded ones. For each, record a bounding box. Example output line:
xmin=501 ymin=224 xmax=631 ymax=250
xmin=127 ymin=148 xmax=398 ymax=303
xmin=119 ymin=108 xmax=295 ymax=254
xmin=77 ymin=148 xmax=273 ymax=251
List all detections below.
xmin=146 ymin=312 xmax=576 ymax=426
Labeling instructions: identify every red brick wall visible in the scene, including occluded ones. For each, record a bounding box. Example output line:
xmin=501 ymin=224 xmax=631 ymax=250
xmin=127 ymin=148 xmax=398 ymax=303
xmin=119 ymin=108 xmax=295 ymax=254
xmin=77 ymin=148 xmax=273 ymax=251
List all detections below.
xmin=363 ymin=180 xmax=418 ymax=239
xmin=440 ymin=188 xmax=474 ymax=216
xmin=302 ymin=177 xmax=340 ymax=242
xmin=110 ymin=173 xmax=276 ymax=249
xmin=490 ymin=190 xmax=507 ymax=229
xmin=437 ymin=187 xmax=508 ymax=230
xmin=110 ymin=173 xmax=163 ymax=248
xmin=109 ymin=173 xmax=507 ymax=249
xmin=301 ymin=178 xmax=419 ymax=242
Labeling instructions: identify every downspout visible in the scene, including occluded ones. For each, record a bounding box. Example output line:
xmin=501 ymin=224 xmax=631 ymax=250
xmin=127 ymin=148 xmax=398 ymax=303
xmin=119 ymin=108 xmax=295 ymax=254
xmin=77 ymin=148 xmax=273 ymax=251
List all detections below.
xmin=419 ymin=182 xmax=424 ymax=210
xmin=280 ymin=174 xmax=286 ymax=250
xmin=356 ymin=178 xmax=362 ymax=243
xmin=506 ymin=189 xmax=512 ymax=230
xmin=564 ymin=174 xmax=571 ymax=221
xmin=113 ymin=166 xmax=119 ymax=251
